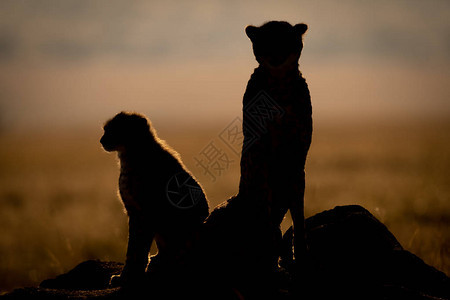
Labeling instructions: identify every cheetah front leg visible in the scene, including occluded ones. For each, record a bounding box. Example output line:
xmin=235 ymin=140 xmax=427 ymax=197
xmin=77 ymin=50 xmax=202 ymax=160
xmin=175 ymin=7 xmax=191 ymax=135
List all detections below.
xmin=289 ymin=171 xmax=307 ymax=277
xmin=111 ymin=214 xmax=154 ymax=287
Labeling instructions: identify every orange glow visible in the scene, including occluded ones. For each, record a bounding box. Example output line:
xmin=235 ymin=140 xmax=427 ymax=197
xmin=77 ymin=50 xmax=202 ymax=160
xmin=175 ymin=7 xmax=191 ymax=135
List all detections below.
xmin=0 ymin=0 xmax=449 ymax=293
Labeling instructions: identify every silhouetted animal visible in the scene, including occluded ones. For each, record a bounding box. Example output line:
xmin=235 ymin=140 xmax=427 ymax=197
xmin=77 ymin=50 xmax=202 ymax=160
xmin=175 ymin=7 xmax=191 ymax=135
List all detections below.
xmin=100 ymin=112 xmax=209 ymax=286
xmin=239 ymin=21 xmax=312 ymax=272
xmin=188 ymin=21 xmax=312 ymax=298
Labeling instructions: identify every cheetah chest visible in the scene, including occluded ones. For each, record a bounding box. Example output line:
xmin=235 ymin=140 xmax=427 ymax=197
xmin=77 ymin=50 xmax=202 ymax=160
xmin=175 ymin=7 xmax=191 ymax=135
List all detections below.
xmin=119 ymin=170 xmax=143 ymax=212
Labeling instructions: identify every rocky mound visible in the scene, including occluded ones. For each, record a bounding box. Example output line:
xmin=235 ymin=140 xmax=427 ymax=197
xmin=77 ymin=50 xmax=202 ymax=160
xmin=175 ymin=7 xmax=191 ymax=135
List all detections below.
xmin=2 ymin=205 xmax=449 ymax=299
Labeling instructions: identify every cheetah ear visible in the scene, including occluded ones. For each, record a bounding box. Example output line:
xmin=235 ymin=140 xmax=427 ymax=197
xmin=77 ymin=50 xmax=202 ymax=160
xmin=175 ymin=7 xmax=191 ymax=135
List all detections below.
xmin=245 ymin=25 xmax=259 ymax=42
xmin=294 ymin=23 xmax=308 ymax=36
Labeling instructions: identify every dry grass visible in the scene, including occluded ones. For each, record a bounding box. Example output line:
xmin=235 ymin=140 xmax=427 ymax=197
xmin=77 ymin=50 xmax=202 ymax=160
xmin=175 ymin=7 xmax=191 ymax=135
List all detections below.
xmin=0 ymin=120 xmax=449 ymax=293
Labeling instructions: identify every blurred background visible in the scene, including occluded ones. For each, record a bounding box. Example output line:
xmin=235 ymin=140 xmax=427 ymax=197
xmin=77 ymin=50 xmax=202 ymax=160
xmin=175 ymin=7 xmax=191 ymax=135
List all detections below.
xmin=0 ymin=0 xmax=449 ymax=293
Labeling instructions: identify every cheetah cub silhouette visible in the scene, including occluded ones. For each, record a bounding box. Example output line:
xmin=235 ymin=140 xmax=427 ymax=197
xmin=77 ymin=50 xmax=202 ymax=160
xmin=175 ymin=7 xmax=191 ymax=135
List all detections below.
xmin=240 ymin=21 xmax=312 ymax=272
xmin=100 ymin=112 xmax=209 ymax=286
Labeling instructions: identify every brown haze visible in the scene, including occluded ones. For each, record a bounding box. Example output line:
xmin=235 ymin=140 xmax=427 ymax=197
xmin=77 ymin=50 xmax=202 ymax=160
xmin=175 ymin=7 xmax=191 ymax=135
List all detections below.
xmin=0 ymin=0 xmax=449 ymax=293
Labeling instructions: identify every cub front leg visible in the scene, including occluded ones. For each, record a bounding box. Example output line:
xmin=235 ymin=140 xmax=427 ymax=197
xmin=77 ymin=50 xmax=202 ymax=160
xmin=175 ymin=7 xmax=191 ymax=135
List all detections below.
xmin=111 ymin=214 xmax=154 ymax=287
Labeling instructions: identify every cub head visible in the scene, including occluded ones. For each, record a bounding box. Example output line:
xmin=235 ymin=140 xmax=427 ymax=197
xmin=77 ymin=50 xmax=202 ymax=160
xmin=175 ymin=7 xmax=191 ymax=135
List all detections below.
xmin=100 ymin=112 xmax=152 ymax=152
xmin=246 ymin=21 xmax=308 ymax=69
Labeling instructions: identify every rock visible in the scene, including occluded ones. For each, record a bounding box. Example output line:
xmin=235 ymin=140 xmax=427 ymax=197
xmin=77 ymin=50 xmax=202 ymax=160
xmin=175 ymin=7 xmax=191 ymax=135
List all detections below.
xmin=40 ymin=260 xmax=123 ymax=290
xmin=2 ymin=205 xmax=449 ymax=299
xmin=2 ymin=261 xmax=124 ymax=299
xmin=294 ymin=205 xmax=450 ymax=299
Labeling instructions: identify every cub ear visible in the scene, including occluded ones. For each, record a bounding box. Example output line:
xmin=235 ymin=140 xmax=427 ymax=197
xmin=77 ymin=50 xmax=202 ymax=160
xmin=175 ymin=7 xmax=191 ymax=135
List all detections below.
xmin=294 ymin=23 xmax=308 ymax=36
xmin=135 ymin=114 xmax=150 ymax=130
xmin=245 ymin=25 xmax=259 ymax=41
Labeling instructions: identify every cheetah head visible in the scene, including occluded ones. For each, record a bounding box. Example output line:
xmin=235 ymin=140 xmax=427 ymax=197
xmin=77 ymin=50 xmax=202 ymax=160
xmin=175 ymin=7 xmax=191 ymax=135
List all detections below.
xmin=246 ymin=21 xmax=308 ymax=71
xmin=101 ymin=112 xmax=151 ymax=152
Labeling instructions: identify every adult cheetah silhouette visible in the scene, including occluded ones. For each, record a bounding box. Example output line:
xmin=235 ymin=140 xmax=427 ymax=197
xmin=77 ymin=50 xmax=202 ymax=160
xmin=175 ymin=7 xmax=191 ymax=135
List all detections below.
xmin=182 ymin=20 xmax=313 ymax=298
xmin=240 ymin=21 xmax=312 ymax=275
xmin=100 ymin=112 xmax=209 ymax=287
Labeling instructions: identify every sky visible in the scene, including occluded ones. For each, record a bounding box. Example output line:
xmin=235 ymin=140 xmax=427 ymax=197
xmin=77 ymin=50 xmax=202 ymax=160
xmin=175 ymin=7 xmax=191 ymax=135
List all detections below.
xmin=0 ymin=0 xmax=449 ymax=131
